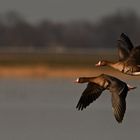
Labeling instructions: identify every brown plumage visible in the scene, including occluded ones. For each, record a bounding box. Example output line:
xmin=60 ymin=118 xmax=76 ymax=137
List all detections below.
xmin=75 ymin=74 xmax=136 ymax=123
xmin=95 ymin=33 xmax=140 ymax=75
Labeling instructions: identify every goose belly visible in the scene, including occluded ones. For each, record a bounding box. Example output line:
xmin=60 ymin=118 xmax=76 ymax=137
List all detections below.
xmin=124 ymin=66 xmax=140 ymax=75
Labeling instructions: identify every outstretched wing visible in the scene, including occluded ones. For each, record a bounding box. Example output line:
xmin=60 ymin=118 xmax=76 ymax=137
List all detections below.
xmin=120 ymin=33 xmax=134 ymax=51
xmin=76 ymin=83 xmax=105 ymax=110
xmin=117 ymin=40 xmax=130 ymax=61
xmin=111 ymin=84 xmax=128 ymax=123
xmin=117 ymin=33 xmax=134 ymax=61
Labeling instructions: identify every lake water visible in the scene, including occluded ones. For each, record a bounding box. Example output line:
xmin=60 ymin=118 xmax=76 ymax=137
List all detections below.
xmin=0 ymin=78 xmax=139 ymax=140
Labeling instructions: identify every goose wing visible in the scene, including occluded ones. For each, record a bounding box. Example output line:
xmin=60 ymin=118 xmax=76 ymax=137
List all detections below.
xmin=120 ymin=33 xmax=140 ymax=65
xmin=117 ymin=40 xmax=130 ymax=61
xmin=126 ymin=46 xmax=140 ymax=65
xmin=111 ymin=84 xmax=128 ymax=123
xmin=120 ymin=33 xmax=134 ymax=51
xmin=119 ymin=33 xmax=140 ymax=65
xmin=117 ymin=33 xmax=134 ymax=61
xmin=76 ymin=83 xmax=105 ymax=110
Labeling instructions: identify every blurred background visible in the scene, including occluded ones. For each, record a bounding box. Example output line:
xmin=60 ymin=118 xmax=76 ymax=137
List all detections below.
xmin=0 ymin=0 xmax=140 ymax=140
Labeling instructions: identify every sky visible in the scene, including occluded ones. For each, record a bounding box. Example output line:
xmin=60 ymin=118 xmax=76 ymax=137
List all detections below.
xmin=0 ymin=0 xmax=140 ymax=23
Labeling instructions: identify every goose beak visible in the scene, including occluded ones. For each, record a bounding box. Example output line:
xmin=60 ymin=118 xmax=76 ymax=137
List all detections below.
xmin=95 ymin=61 xmax=101 ymax=67
xmin=74 ymin=78 xmax=79 ymax=83
xmin=127 ymin=84 xmax=137 ymax=91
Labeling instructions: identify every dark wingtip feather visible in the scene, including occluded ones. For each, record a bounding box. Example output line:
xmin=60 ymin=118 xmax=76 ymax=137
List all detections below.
xmin=116 ymin=119 xmax=123 ymax=123
xmin=114 ymin=114 xmax=123 ymax=123
xmin=76 ymin=95 xmax=87 ymax=111
xmin=120 ymin=33 xmax=134 ymax=50
xmin=121 ymin=33 xmax=127 ymax=36
xmin=121 ymin=33 xmax=129 ymax=39
xmin=76 ymin=83 xmax=104 ymax=111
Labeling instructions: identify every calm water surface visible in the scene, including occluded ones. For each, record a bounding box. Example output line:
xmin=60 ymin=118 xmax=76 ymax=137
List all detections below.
xmin=0 ymin=78 xmax=139 ymax=140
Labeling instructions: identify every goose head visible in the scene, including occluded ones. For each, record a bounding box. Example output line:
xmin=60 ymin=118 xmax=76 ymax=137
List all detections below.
xmin=95 ymin=60 xmax=108 ymax=67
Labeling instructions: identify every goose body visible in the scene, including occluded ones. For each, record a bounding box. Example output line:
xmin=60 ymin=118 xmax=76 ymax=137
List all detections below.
xmin=75 ymin=74 xmax=136 ymax=123
xmin=96 ymin=33 xmax=140 ymax=75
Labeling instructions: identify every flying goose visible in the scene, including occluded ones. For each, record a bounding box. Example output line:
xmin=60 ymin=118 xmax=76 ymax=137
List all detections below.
xmin=75 ymin=74 xmax=136 ymax=123
xmin=95 ymin=33 xmax=140 ymax=75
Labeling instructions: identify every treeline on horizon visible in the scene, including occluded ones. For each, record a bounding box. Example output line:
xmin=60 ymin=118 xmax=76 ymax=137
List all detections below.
xmin=0 ymin=10 xmax=140 ymax=49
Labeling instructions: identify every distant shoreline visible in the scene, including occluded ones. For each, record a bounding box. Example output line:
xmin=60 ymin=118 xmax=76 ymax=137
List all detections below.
xmin=0 ymin=66 xmax=139 ymax=80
